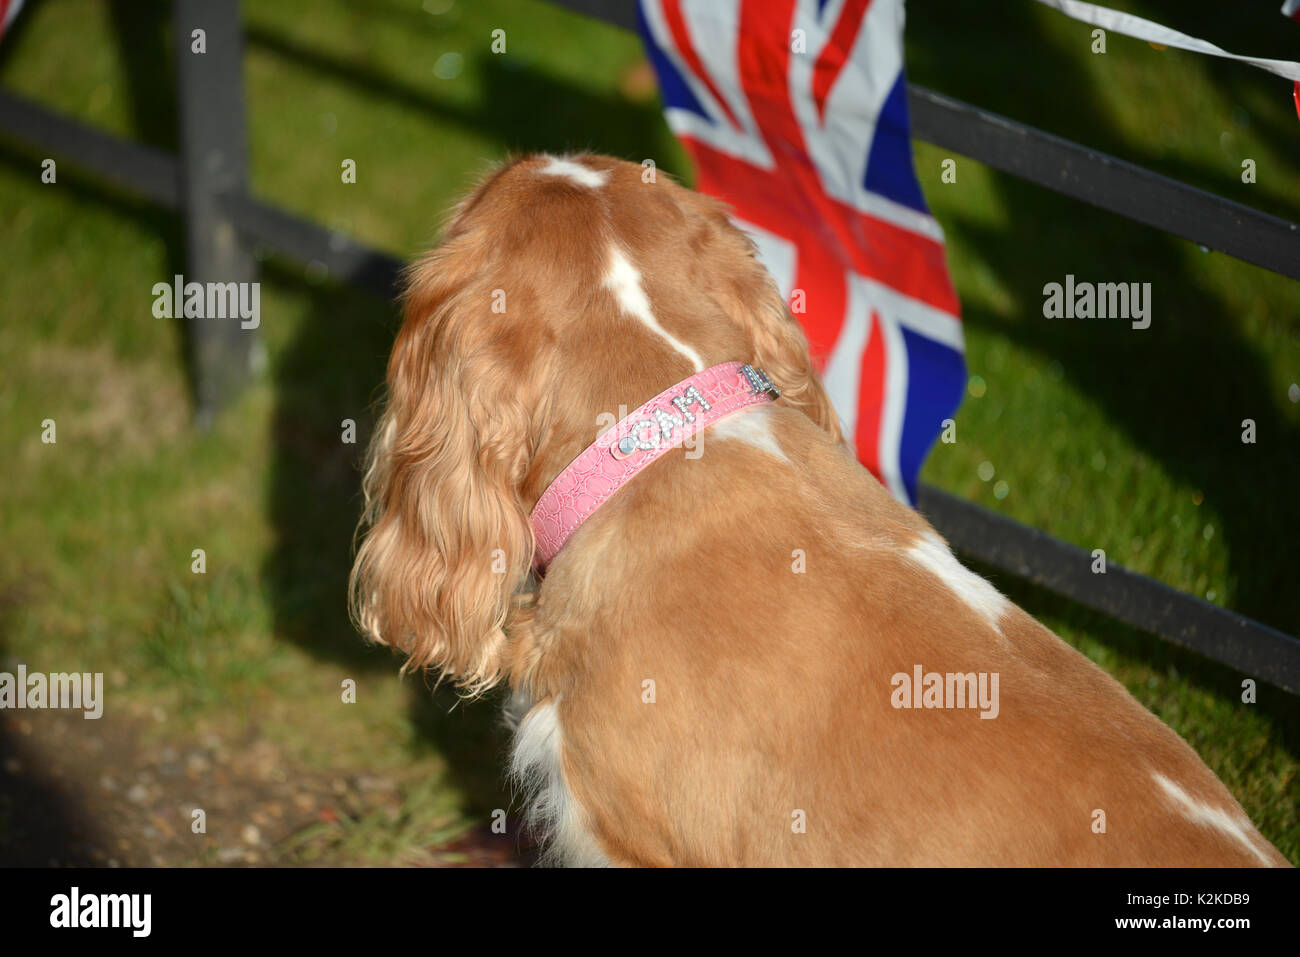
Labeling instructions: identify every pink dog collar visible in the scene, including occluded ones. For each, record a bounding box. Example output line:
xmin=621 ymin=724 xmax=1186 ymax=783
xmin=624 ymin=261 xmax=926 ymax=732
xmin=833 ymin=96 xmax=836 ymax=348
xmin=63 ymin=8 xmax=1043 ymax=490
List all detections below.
xmin=529 ymin=361 xmax=779 ymax=570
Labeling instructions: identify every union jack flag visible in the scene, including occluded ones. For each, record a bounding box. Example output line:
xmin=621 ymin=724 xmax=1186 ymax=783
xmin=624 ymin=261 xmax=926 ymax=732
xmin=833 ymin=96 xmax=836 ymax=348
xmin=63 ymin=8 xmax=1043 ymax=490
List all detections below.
xmin=637 ymin=0 xmax=964 ymax=504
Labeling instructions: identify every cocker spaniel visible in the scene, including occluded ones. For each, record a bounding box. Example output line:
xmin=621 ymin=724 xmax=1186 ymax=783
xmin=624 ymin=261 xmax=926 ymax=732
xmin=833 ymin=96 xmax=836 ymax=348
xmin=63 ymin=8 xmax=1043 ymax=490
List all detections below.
xmin=349 ymin=153 xmax=1285 ymax=867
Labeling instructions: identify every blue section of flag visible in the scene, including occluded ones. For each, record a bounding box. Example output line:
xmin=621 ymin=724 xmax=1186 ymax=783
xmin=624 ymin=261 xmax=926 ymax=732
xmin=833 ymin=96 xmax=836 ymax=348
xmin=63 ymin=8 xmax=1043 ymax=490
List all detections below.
xmin=897 ymin=329 xmax=965 ymax=502
xmin=636 ymin=2 xmax=713 ymax=124
xmin=863 ymin=71 xmax=930 ymax=214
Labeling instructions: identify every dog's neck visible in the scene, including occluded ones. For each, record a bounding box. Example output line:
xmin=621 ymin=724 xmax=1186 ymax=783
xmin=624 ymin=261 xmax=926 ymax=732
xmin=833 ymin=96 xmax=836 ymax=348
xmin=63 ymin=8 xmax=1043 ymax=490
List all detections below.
xmin=528 ymin=361 xmax=779 ymax=571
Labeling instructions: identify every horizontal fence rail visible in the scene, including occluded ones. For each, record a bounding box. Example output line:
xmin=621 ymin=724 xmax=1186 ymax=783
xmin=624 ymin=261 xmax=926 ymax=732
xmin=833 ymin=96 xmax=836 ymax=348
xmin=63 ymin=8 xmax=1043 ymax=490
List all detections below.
xmin=0 ymin=89 xmax=181 ymax=208
xmin=221 ymin=192 xmax=404 ymax=301
xmin=2 ymin=0 xmax=1298 ymax=692
xmin=907 ymin=87 xmax=1300 ymax=283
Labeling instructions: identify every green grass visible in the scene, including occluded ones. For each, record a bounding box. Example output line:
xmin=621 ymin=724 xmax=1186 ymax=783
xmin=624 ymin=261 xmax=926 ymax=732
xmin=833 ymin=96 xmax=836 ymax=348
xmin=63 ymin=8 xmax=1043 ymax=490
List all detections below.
xmin=0 ymin=0 xmax=1296 ymax=864
xmin=280 ymin=774 xmax=475 ymax=866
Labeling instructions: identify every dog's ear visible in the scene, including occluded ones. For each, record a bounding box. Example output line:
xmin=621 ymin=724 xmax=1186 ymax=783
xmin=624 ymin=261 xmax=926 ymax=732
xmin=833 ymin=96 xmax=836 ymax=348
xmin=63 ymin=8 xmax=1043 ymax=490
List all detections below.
xmin=721 ymin=245 xmax=844 ymax=443
xmin=349 ymin=247 xmax=534 ymax=694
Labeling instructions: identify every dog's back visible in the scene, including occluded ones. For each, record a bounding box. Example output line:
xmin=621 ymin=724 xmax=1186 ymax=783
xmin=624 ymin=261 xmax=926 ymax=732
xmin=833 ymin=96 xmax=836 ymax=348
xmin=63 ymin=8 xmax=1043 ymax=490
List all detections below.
xmin=536 ymin=400 xmax=1285 ymax=866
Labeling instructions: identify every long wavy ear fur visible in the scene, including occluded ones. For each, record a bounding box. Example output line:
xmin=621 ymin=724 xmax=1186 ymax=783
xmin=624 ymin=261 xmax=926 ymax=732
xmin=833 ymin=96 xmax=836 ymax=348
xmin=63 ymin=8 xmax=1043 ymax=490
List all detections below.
xmin=746 ymin=278 xmax=844 ymax=443
xmin=348 ymin=245 xmax=534 ymax=694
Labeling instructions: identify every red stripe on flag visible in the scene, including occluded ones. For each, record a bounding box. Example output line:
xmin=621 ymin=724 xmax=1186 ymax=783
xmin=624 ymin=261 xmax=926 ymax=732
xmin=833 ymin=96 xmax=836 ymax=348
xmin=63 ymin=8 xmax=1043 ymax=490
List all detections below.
xmin=736 ymin=0 xmax=811 ymax=184
xmin=855 ymin=309 xmax=887 ymax=475
xmin=788 ymin=237 xmax=849 ymax=369
xmin=812 ymin=0 xmax=874 ymax=122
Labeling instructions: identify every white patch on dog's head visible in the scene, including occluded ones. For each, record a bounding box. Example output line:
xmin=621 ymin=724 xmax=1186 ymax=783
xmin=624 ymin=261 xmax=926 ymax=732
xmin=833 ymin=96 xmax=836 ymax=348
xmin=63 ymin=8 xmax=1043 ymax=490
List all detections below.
xmin=537 ymin=156 xmax=609 ymax=189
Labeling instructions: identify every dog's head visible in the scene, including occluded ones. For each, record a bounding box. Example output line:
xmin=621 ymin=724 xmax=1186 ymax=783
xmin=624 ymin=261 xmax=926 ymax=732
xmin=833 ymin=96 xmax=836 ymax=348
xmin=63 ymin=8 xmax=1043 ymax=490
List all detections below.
xmin=349 ymin=153 xmax=841 ymax=690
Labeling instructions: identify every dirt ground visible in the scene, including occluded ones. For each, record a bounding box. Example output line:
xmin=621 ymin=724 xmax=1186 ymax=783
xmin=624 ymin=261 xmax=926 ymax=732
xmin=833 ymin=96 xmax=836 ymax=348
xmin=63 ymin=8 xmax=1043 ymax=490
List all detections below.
xmin=0 ymin=706 xmax=533 ymax=867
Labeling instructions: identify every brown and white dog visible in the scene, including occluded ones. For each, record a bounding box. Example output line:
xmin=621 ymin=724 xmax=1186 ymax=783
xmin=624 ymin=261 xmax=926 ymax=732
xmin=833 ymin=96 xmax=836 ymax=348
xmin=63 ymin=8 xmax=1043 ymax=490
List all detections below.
xmin=349 ymin=153 xmax=1287 ymax=867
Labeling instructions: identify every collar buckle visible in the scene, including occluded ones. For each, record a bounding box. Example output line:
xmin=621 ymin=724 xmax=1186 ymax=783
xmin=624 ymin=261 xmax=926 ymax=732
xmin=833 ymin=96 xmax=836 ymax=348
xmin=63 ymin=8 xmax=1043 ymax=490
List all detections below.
xmin=738 ymin=363 xmax=780 ymax=398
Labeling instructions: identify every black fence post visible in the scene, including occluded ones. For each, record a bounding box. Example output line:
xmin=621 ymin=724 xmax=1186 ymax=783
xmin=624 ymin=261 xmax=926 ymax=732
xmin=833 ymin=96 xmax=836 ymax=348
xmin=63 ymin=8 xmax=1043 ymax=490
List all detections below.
xmin=172 ymin=0 xmax=257 ymax=427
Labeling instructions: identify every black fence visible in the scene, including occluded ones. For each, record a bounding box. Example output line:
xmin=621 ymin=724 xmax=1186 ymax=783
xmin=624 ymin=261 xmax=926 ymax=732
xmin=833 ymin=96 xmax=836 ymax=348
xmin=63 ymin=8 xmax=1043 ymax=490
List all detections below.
xmin=2 ymin=0 xmax=1298 ymax=693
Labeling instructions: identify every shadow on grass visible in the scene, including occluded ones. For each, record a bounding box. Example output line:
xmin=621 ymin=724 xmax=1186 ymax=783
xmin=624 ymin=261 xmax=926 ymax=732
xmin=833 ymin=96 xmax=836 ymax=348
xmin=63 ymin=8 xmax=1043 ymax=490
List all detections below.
xmin=907 ymin=0 xmax=1300 ymax=223
xmin=0 ymin=725 xmax=104 ymax=866
xmin=106 ymin=0 xmax=176 ymax=153
xmin=242 ymin=25 xmax=687 ymax=175
xmin=0 ymin=595 xmax=106 ymax=866
xmin=257 ymin=258 xmax=523 ymax=846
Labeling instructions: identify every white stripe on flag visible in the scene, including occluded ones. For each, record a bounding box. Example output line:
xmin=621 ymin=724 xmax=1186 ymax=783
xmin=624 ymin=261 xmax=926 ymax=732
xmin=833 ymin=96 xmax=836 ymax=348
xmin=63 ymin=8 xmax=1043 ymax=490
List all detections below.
xmin=821 ymin=277 xmax=873 ymax=449
xmin=1033 ymin=0 xmax=1300 ymax=82
xmin=875 ymin=306 xmax=910 ymax=503
xmin=856 ymin=276 xmax=963 ymax=351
